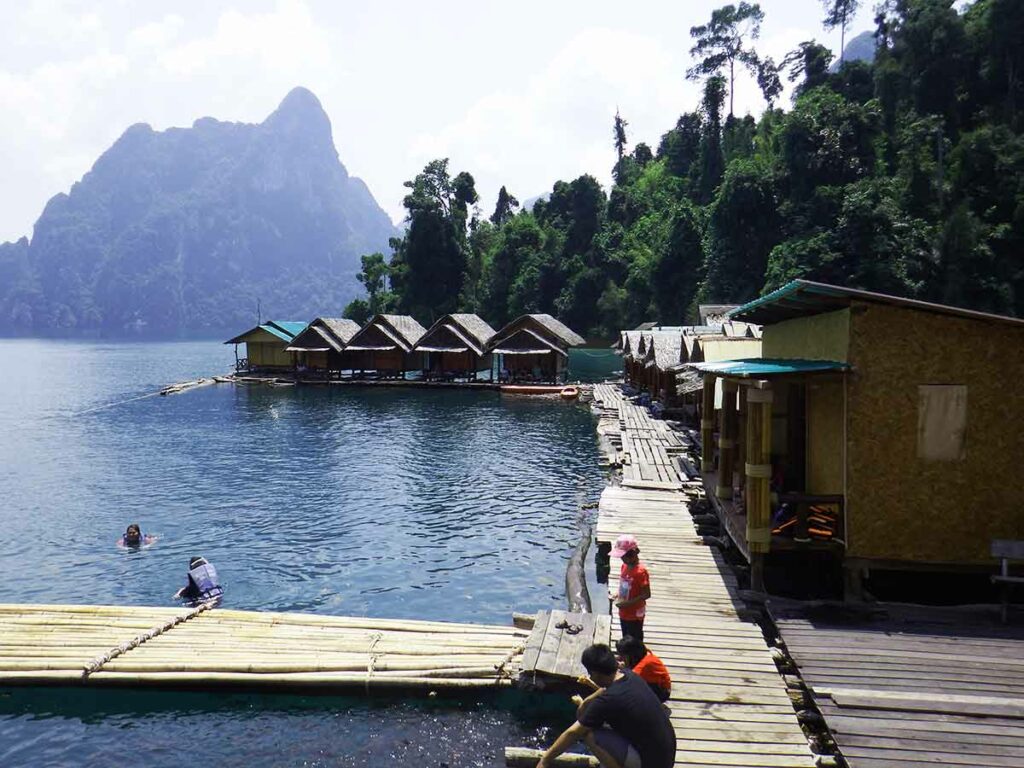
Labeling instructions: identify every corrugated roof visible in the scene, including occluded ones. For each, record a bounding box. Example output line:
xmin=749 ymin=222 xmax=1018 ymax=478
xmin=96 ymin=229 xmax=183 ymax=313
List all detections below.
xmin=225 ymin=321 xmax=303 ymax=344
xmin=730 ymin=280 xmax=1024 ymax=327
xmin=267 ymin=320 xmax=309 ymax=338
xmin=688 ymin=358 xmax=850 ymax=377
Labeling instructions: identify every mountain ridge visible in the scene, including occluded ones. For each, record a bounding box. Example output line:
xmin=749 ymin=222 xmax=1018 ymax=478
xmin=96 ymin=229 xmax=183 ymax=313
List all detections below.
xmin=0 ymin=87 xmax=397 ymax=337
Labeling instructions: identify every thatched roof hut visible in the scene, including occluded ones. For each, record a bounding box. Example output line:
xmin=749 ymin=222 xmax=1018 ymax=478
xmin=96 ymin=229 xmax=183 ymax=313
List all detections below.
xmin=346 ymin=314 xmax=427 ymax=353
xmin=414 ymin=314 xmax=496 ymax=356
xmin=645 ymin=332 xmax=685 ymax=372
xmin=487 ymin=314 xmax=585 ymax=353
xmin=286 ymin=318 xmax=361 ymax=353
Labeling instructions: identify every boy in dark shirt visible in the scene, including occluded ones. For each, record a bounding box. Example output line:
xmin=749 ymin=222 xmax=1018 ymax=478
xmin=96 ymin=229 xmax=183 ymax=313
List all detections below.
xmin=537 ymin=644 xmax=676 ymax=768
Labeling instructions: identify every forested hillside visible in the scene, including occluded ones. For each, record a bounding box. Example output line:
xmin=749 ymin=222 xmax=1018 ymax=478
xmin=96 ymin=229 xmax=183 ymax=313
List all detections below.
xmin=354 ymin=0 xmax=1023 ymax=336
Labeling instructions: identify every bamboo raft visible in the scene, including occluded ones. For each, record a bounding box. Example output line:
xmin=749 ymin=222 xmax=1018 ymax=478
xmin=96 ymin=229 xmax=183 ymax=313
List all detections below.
xmin=0 ymin=604 xmax=530 ymax=692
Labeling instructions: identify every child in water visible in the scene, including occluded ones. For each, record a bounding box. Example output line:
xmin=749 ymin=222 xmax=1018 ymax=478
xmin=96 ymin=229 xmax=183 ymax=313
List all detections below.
xmin=117 ymin=523 xmax=156 ymax=548
xmin=174 ymin=556 xmax=223 ymax=605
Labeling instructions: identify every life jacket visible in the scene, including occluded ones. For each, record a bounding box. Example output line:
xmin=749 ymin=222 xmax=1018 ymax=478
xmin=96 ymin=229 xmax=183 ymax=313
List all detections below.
xmin=188 ymin=561 xmax=223 ymax=601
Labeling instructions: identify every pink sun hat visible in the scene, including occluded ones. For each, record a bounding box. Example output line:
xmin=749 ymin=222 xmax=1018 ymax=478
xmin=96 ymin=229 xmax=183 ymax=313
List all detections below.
xmin=610 ymin=534 xmax=640 ymax=558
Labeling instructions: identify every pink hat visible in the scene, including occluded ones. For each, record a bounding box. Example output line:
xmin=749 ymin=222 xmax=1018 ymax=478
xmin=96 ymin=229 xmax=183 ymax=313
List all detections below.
xmin=610 ymin=534 xmax=639 ymax=558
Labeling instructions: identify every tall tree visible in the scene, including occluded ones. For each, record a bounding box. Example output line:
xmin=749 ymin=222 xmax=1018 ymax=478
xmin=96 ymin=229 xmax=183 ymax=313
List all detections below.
xmin=355 ymin=252 xmax=392 ymax=313
xmin=490 ymin=186 xmax=520 ymax=226
xmin=697 ymin=75 xmax=728 ymax=203
xmin=389 ymin=159 xmax=478 ymax=321
xmin=822 ymin=0 xmax=861 ymax=62
xmin=614 ymin=109 xmax=630 ymax=161
xmin=687 ymin=2 xmax=766 ymax=117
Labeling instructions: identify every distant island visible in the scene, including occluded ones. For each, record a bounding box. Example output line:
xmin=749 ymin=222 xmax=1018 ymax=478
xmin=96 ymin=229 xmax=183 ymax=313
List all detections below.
xmin=0 ymin=87 xmax=397 ymax=337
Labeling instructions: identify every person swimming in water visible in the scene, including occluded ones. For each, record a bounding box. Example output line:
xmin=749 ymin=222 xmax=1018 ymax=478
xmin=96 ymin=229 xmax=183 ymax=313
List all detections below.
xmin=117 ymin=523 xmax=156 ymax=548
xmin=174 ymin=556 xmax=223 ymax=605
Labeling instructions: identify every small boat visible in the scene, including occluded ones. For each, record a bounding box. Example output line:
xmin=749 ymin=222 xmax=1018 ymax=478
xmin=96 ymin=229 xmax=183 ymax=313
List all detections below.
xmin=500 ymin=385 xmax=566 ymax=395
xmin=559 ymin=386 xmax=580 ymax=400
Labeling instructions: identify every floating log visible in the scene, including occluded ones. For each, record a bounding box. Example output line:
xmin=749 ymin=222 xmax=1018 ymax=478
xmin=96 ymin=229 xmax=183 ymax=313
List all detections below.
xmin=505 ymin=747 xmax=597 ymax=767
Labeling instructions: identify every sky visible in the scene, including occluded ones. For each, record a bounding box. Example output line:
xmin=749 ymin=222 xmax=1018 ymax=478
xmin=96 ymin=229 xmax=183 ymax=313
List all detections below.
xmin=0 ymin=0 xmax=879 ymax=242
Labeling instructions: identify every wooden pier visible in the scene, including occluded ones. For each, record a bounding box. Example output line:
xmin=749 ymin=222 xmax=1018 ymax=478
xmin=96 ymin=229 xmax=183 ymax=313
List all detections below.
xmin=774 ymin=603 xmax=1024 ymax=767
xmin=590 ymin=384 xmax=817 ymax=767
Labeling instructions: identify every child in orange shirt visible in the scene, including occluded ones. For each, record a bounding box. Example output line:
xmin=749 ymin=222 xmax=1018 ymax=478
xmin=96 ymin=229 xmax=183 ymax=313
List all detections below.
xmin=610 ymin=533 xmax=650 ymax=642
xmin=616 ymin=636 xmax=671 ymax=702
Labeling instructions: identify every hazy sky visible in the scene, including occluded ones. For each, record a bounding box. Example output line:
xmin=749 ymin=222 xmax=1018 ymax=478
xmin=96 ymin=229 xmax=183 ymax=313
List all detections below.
xmin=0 ymin=0 xmax=878 ymax=242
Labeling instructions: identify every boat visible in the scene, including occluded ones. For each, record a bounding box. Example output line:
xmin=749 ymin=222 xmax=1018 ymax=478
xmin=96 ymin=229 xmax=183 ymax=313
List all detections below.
xmin=559 ymin=386 xmax=580 ymax=400
xmin=500 ymin=385 xmax=566 ymax=395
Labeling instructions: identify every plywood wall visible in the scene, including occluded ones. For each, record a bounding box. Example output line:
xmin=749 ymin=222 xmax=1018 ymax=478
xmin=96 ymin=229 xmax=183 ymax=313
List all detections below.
xmin=248 ymin=342 xmax=293 ymax=368
xmin=763 ymin=309 xmax=850 ymax=362
xmin=846 ymin=302 xmax=1024 ymax=565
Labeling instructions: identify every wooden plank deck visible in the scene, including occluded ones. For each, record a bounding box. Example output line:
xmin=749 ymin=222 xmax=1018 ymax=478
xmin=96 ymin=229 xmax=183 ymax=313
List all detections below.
xmin=520 ymin=609 xmax=612 ymax=683
xmin=591 ymin=385 xmax=816 ymax=768
xmin=774 ymin=606 xmax=1024 ymax=767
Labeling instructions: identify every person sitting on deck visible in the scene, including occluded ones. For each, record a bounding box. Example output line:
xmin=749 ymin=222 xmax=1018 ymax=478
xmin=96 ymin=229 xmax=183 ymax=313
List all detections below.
xmin=609 ymin=534 xmax=650 ymax=643
xmin=174 ymin=556 xmax=223 ymax=605
xmin=537 ymin=644 xmax=676 ymax=768
xmin=616 ymin=636 xmax=671 ymax=702
xmin=117 ymin=523 xmax=156 ymax=549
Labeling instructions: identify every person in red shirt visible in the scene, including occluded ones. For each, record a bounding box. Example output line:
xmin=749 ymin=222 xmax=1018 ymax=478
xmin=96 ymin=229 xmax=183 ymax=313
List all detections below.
xmin=616 ymin=636 xmax=671 ymax=702
xmin=610 ymin=533 xmax=650 ymax=642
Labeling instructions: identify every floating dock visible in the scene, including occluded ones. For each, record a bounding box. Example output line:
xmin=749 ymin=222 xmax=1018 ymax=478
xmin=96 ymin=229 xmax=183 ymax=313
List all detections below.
xmin=581 ymin=385 xmax=817 ymax=767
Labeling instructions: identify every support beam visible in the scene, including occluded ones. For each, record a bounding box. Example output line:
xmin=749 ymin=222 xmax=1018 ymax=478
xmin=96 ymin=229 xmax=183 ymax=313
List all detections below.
xmin=745 ymin=386 xmax=773 ymax=592
xmin=717 ymin=379 xmax=738 ymax=499
xmin=700 ymin=374 xmax=717 ymax=473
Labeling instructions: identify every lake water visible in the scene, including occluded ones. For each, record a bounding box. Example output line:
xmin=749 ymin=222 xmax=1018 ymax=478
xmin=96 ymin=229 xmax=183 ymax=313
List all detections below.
xmin=0 ymin=339 xmax=613 ymax=767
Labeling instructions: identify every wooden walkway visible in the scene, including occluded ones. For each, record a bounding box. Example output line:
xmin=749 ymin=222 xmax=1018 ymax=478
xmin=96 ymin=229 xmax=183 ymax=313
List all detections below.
xmin=774 ymin=604 xmax=1024 ymax=767
xmin=0 ymin=604 xmax=529 ymax=692
xmin=592 ymin=385 xmax=816 ymax=767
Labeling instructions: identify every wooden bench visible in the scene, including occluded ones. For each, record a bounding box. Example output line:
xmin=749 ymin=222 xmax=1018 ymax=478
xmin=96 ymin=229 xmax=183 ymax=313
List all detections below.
xmin=992 ymin=539 xmax=1024 ymax=623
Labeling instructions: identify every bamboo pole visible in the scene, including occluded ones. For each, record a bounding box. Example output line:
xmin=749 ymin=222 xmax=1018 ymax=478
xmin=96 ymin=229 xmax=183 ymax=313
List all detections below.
xmin=505 ymin=748 xmax=598 ymax=767
xmin=717 ymin=379 xmax=738 ymax=499
xmin=700 ymin=374 xmax=716 ymax=472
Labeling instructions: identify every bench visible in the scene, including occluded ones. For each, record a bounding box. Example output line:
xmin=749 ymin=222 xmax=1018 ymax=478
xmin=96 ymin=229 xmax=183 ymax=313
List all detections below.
xmin=992 ymin=539 xmax=1024 ymax=623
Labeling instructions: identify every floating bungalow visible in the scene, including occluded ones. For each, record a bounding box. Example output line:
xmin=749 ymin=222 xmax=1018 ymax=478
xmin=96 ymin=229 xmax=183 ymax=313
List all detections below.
xmin=225 ymin=320 xmax=309 ymax=372
xmin=486 ymin=314 xmax=586 ymax=383
xmin=689 ymin=280 xmax=1024 ymax=596
xmin=342 ymin=314 xmax=428 ymax=378
xmin=413 ymin=313 xmax=497 ymax=381
xmin=285 ymin=318 xmax=362 ymax=374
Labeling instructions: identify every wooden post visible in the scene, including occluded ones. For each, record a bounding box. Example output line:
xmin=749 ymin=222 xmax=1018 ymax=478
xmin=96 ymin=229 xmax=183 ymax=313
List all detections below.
xmin=717 ymin=379 xmax=738 ymax=499
xmin=746 ymin=385 xmax=773 ymax=592
xmin=700 ymin=374 xmax=717 ymax=473
xmin=737 ymin=386 xmax=748 ymax=494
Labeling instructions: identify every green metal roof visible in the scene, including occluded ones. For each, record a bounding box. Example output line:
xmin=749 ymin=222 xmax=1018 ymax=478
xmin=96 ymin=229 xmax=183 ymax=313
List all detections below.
xmin=266 ymin=321 xmax=309 ymax=338
xmin=730 ymin=280 xmax=1024 ymax=327
xmin=688 ymin=358 xmax=849 ymax=377
xmin=224 ymin=320 xmax=308 ymax=344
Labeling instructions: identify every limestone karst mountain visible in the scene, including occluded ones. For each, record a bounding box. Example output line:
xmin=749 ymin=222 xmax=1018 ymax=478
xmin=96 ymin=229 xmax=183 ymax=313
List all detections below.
xmin=0 ymin=87 xmax=398 ymax=336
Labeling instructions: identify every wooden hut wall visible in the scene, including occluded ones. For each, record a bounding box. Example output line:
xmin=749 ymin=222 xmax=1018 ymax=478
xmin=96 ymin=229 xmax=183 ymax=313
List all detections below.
xmin=806 ymin=378 xmax=844 ymax=495
xmin=504 ymin=353 xmax=558 ymax=379
xmin=248 ymin=341 xmax=293 ymax=368
xmin=701 ymin=337 xmax=762 ymax=408
xmin=299 ymin=350 xmax=329 ymax=370
xmin=845 ymin=302 xmax=1024 ymax=565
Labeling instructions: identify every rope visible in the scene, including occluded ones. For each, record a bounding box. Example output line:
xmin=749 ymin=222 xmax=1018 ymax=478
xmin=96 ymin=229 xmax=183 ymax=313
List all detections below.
xmin=365 ymin=631 xmax=383 ymax=694
xmin=494 ymin=643 xmax=525 ymax=681
xmin=82 ymin=601 xmax=216 ymax=678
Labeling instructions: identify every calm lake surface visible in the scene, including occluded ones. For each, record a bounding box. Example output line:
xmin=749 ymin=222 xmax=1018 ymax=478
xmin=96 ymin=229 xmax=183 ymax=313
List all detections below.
xmin=0 ymin=339 xmax=612 ymax=767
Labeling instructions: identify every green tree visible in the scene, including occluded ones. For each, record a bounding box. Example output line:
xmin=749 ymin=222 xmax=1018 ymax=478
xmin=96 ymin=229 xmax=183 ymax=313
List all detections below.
xmin=614 ymin=109 xmax=629 ymax=161
xmin=355 ymin=252 xmax=393 ymax=313
xmin=821 ymin=0 xmax=861 ymax=62
xmin=781 ymin=41 xmax=833 ymax=96
xmin=389 ymin=159 xmax=478 ymax=321
xmin=490 ymin=186 xmax=520 ymax=226
xmin=687 ymin=2 xmax=766 ymax=117
xmin=697 ymin=76 xmax=727 ymax=203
